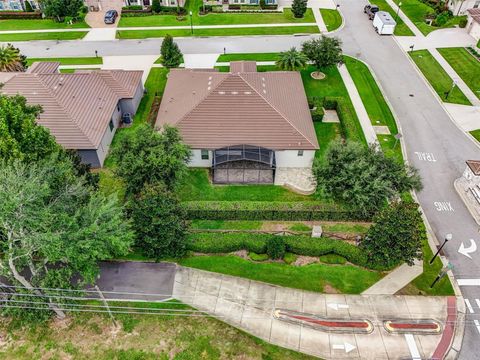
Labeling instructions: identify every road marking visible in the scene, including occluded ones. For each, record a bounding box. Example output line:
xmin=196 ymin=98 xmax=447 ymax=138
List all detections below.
xmin=458 ymin=239 xmax=477 ymax=259
xmin=434 ymin=201 xmax=454 ymax=212
xmin=457 ymin=279 xmax=480 ymax=286
xmin=474 ymin=320 xmax=480 ymax=335
xmin=332 ymin=342 xmax=356 ymax=353
xmin=414 ymin=151 xmax=437 ymax=162
xmin=327 ymin=303 xmax=349 ymax=310
xmin=405 ymin=334 xmax=421 ymax=360
xmin=465 ymin=299 xmax=474 ymax=313
xmin=475 ymin=299 xmax=480 ymax=310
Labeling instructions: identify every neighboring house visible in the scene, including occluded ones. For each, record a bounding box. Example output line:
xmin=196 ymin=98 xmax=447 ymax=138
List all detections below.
xmin=155 ymin=61 xmax=319 ymax=192
xmin=126 ymin=0 xmax=274 ymax=9
xmin=0 ymin=0 xmax=40 ymax=11
xmin=448 ymin=0 xmax=480 ymax=15
xmin=0 ymin=62 xmax=144 ymax=168
xmin=467 ymin=8 xmax=480 ymax=40
xmin=124 ymin=0 xmax=185 ymax=8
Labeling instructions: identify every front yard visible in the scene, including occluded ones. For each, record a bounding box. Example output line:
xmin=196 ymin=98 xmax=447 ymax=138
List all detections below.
xmin=0 ymin=19 xmax=89 ymax=30
xmin=320 ymin=9 xmax=342 ymax=32
xmin=0 ymin=31 xmax=88 ymax=41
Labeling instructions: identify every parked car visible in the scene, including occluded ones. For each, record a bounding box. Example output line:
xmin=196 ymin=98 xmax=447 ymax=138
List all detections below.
xmin=104 ymin=10 xmax=118 ymax=24
xmin=364 ymin=4 xmax=379 ymax=20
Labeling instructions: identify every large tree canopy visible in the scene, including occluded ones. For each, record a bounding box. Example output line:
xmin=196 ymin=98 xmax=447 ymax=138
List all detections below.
xmin=314 ymin=140 xmax=422 ymax=216
xmin=112 ymin=124 xmax=191 ymax=196
xmin=276 ymin=47 xmax=307 ymax=71
xmin=302 ymin=36 xmax=343 ymax=71
xmin=0 ymin=157 xmax=133 ymax=318
xmin=0 ymin=44 xmax=26 ymax=72
xmin=160 ymin=34 xmax=183 ymax=68
xmin=42 ymin=0 xmax=84 ymax=21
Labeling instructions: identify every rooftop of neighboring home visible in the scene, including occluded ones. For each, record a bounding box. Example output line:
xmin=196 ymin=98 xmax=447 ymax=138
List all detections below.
xmin=155 ymin=61 xmax=319 ymax=151
xmin=467 ymin=160 xmax=480 ymax=175
xmin=468 ymin=8 xmax=480 ymax=23
xmin=0 ymin=62 xmax=143 ymax=150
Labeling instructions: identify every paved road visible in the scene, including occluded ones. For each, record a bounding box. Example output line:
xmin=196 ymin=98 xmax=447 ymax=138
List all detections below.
xmin=8 ymin=2 xmax=480 ymax=357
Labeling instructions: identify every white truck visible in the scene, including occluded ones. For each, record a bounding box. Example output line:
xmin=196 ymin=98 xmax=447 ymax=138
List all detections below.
xmin=372 ymin=11 xmax=396 ymax=35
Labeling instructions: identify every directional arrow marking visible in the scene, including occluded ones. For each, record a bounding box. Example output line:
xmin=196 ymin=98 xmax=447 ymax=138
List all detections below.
xmin=458 ymin=239 xmax=477 ymax=259
xmin=332 ymin=342 xmax=356 ymax=353
xmin=327 ymin=303 xmax=349 ymax=310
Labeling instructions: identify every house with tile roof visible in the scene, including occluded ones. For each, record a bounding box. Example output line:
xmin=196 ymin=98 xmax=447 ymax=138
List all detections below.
xmin=466 ymin=8 xmax=480 ymax=41
xmin=0 ymin=62 xmax=144 ymax=167
xmin=156 ymin=61 xmax=319 ymax=192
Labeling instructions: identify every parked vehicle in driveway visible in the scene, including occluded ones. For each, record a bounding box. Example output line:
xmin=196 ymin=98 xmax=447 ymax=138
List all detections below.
xmin=373 ymin=11 xmax=396 ymax=35
xmin=104 ymin=10 xmax=118 ymax=24
xmin=364 ymin=4 xmax=379 ymax=20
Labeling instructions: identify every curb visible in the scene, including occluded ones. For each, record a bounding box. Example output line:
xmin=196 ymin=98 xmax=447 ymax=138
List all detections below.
xmin=453 ymin=177 xmax=480 ymax=225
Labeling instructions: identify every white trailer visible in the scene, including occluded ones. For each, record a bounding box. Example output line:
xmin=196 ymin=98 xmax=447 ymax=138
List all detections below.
xmin=373 ymin=11 xmax=396 ymax=35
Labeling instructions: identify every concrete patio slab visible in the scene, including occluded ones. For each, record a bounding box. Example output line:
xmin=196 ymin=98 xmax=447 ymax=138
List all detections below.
xmin=183 ymin=53 xmax=220 ymax=69
xmin=102 ymin=55 xmax=158 ymax=84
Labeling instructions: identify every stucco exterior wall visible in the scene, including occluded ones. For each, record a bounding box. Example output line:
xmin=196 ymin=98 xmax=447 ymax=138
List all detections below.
xmin=467 ymin=18 xmax=480 ymax=40
xmin=120 ymin=82 xmax=144 ymax=116
xmin=189 ymin=149 xmax=213 ymax=167
xmin=78 ymin=150 xmax=101 ymax=168
xmin=96 ymin=104 xmax=122 ymax=167
xmin=275 ymin=150 xmax=315 ymax=168
xmin=449 ymin=0 xmax=479 ymax=15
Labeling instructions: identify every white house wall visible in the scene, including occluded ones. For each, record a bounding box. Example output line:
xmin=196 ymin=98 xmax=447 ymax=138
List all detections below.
xmin=468 ymin=19 xmax=480 ymax=40
xmin=450 ymin=0 xmax=480 ymax=15
xmin=189 ymin=149 xmax=213 ymax=167
xmin=275 ymin=150 xmax=315 ymax=168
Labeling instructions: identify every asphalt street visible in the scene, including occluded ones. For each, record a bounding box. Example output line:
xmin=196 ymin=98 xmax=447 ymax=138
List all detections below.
xmin=7 ymin=1 xmax=480 ymax=357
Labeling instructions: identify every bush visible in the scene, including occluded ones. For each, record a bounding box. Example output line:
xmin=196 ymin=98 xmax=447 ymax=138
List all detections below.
xmin=323 ymin=97 xmax=364 ymax=142
xmin=249 ymin=252 xmax=269 ymax=261
xmin=459 ymin=17 xmax=467 ymax=28
xmin=25 ymin=0 xmax=34 ymax=12
xmin=122 ymin=5 xmax=143 ymax=10
xmin=0 ymin=11 xmax=42 ymax=19
xmin=311 ymin=101 xmax=324 ymax=122
xmin=228 ymin=4 xmax=241 ymax=10
xmin=283 ymin=252 xmax=297 ymax=264
xmin=151 ymin=0 xmax=161 ymax=13
xmin=432 ymin=11 xmax=451 ymax=27
xmin=183 ymin=201 xmax=370 ymax=221
xmin=266 ymin=236 xmax=286 ymax=259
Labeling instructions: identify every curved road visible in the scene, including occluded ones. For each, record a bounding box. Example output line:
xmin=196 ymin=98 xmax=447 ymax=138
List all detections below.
xmin=8 ymin=1 xmax=480 ymax=357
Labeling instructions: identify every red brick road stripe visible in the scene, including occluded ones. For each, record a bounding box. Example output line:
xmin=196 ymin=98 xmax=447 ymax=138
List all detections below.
xmin=389 ymin=322 xmax=439 ymax=330
xmin=431 ymin=296 xmax=457 ymax=360
xmin=282 ymin=313 xmax=370 ymax=328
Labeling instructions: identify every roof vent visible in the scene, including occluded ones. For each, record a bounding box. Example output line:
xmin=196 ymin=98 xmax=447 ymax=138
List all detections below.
xmin=231 ymin=91 xmax=238 ymax=95
xmin=263 ymin=90 xmax=266 ymax=94
xmin=219 ymin=91 xmax=225 ymax=95
xmin=244 ymin=91 xmax=251 ymax=95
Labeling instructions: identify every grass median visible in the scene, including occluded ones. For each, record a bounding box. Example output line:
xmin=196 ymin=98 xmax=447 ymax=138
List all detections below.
xmin=0 ymin=31 xmax=87 ymax=41
xmin=320 ymin=9 xmax=342 ymax=32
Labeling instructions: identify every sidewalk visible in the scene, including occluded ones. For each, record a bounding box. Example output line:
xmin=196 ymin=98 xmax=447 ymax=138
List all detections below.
xmin=173 ymin=266 xmax=456 ymax=360
xmin=384 ymin=0 xmax=423 ymax=37
xmin=312 ymin=8 xmax=328 ymax=33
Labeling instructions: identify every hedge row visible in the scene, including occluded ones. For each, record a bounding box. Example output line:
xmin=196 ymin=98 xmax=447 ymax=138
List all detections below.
xmin=187 ymin=232 xmax=384 ymax=269
xmin=122 ymin=6 xmax=186 ymax=15
xmin=323 ymin=97 xmax=366 ymax=144
xmin=182 ymin=201 xmax=370 ymax=221
xmin=0 ymin=11 xmax=42 ymax=19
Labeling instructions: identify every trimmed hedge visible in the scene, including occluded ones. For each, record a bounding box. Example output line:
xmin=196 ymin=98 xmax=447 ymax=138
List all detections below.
xmin=122 ymin=5 xmax=144 ymax=10
xmin=183 ymin=201 xmax=370 ymax=221
xmin=323 ymin=97 xmax=366 ymax=144
xmin=0 ymin=11 xmax=42 ymax=19
xmin=188 ymin=232 xmax=382 ymax=269
xmin=311 ymin=100 xmax=324 ymax=122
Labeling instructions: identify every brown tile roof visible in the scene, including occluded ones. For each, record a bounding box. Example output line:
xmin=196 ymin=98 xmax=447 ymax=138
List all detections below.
xmin=155 ymin=63 xmax=319 ymax=150
xmin=26 ymin=61 xmax=60 ymax=74
xmin=467 ymin=160 xmax=480 ymax=175
xmin=230 ymin=61 xmax=257 ymax=73
xmin=468 ymin=8 xmax=480 ymax=24
xmin=1 ymin=69 xmax=143 ymax=149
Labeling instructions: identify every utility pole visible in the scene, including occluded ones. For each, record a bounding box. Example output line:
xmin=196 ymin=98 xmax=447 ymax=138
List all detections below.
xmin=95 ymin=285 xmax=117 ymax=327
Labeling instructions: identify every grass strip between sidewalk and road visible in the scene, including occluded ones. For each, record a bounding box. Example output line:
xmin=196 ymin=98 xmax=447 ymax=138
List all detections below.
xmin=116 ymin=25 xmax=319 ymax=39
xmin=26 ymin=57 xmax=103 ymax=66
xmin=320 ymin=9 xmax=342 ymax=32
xmin=437 ymin=47 xmax=480 ymax=101
xmin=409 ymin=50 xmax=471 ymax=105
xmin=0 ymin=31 xmax=87 ymax=41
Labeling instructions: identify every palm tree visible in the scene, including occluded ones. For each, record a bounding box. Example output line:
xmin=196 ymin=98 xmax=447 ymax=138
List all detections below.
xmin=0 ymin=44 xmax=26 ymax=72
xmin=275 ymin=47 xmax=308 ymax=71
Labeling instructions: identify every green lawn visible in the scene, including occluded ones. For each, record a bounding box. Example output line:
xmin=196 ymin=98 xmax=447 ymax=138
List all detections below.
xmin=191 ymin=220 xmax=263 ymax=230
xmin=0 ymin=19 xmax=89 ymax=30
xmin=438 ymin=47 xmax=480 ymax=100
xmin=392 ymin=0 xmax=466 ymax=35
xmin=26 ymin=57 xmax=103 ymax=66
xmin=217 ymin=52 xmax=279 ymax=62
xmin=179 ymin=255 xmax=383 ymax=293
xmin=471 ymin=129 xmax=480 ymax=142
xmin=0 ymin=31 xmax=87 ymax=41
xmin=0 ymin=301 xmax=313 ymax=360
xmin=314 ymin=122 xmax=341 ymax=160
xmin=409 ymin=50 xmax=471 ymax=105
xmin=320 ymin=9 xmax=342 ymax=32
xmin=372 ymin=0 xmax=415 ymax=36
xmin=116 ymin=25 xmax=319 ymax=38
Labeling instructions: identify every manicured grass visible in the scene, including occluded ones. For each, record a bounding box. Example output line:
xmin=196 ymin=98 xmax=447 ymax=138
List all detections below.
xmin=179 ymin=255 xmax=383 ymax=293
xmin=438 ymin=47 xmax=480 ymax=100
xmin=392 ymin=0 xmax=466 ymax=35
xmin=0 ymin=301 xmax=313 ymax=360
xmin=0 ymin=31 xmax=87 ymax=41
xmin=0 ymin=19 xmax=89 ymax=30
xmin=372 ymin=0 xmax=415 ymax=36
xmin=26 ymin=57 xmax=103 ymax=66
xmin=191 ymin=220 xmax=263 ymax=230
xmin=470 ymin=129 xmax=480 ymax=142
xmin=319 ymin=253 xmax=347 ymax=264
xmin=289 ymin=223 xmax=311 ymax=231
xmin=409 ymin=50 xmax=471 ymax=105
xmin=320 ymin=9 xmax=342 ymax=32
xmin=217 ymin=52 xmax=279 ymax=62
xmin=344 ymin=56 xmax=398 ymax=134
xmin=314 ymin=122 xmax=341 ymax=160
xmin=322 ymin=222 xmax=370 ymax=234
xmin=178 ymin=168 xmax=314 ymax=201
xmin=116 ymin=25 xmax=319 ymax=38
xmin=377 ymin=135 xmax=403 ymax=164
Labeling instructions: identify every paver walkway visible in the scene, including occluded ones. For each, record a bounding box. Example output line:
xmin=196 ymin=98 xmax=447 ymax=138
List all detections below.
xmin=173 ymin=266 xmax=458 ymax=360
xmin=337 ymin=63 xmax=378 ymax=145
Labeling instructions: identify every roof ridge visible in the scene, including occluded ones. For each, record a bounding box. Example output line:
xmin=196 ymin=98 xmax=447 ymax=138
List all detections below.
xmin=36 ymin=74 xmax=96 ymax=147
xmin=239 ymin=72 xmax=317 ymax=148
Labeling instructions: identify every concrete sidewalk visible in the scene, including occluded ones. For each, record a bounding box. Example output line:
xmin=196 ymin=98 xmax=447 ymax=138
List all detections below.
xmin=312 ymin=8 xmax=328 ymax=33
xmin=173 ymin=266 xmax=456 ymax=360
xmin=385 ymin=0 xmax=423 ymax=37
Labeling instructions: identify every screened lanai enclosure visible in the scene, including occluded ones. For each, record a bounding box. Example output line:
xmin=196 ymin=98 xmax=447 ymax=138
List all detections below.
xmin=212 ymin=145 xmax=276 ymax=184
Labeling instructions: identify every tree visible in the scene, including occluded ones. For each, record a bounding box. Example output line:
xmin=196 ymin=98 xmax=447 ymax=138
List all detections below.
xmin=302 ymin=36 xmax=343 ymax=73
xmin=112 ymin=124 xmax=191 ymax=196
xmin=291 ymin=0 xmax=307 ymax=18
xmin=42 ymin=0 xmax=83 ymax=22
xmin=276 ymin=47 xmax=307 ymax=71
xmin=0 ymin=94 xmax=59 ymax=163
xmin=0 ymin=157 xmax=133 ymax=319
xmin=25 ymin=0 xmax=34 ymax=12
xmin=160 ymin=34 xmax=183 ymax=68
xmin=0 ymin=44 xmax=26 ymax=72
xmin=128 ymin=184 xmax=188 ymax=260
xmin=361 ymin=201 xmax=424 ymax=268
xmin=152 ymin=0 xmax=161 ymax=13
xmin=313 ymin=140 xmax=422 ymax=216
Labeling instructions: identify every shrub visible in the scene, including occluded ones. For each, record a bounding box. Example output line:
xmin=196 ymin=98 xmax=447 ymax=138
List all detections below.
xmin=322 ymin=97 xmax=364 ymax=142
xmin=122 ymin=5 xmax=143 ymax=10
xmin=0 ymin=11 xmax=42 ymax=19
xmin=249 ymin=252 xmax=269 ymax=261
xmin=283 ymin=252 xmax=297 ymax=264
xmin=151 ymin=0 xmax=161 ymax=13
xmin=266 ymin=236 xmax=286 ymax=259
xmin=311 ymin=101 xmax=324 ymax=122
xmin=432 ymin=11 xmax=451 ymax=26
xmin=291 ymin=0 xmax=307 ymax=18
xmin=199 ymin=4 xmax=213 ymax=13
xmin=25 ymin=0 xmax=34 ymax=12
xmin=459 ymin=17 xmax=467 ymax=28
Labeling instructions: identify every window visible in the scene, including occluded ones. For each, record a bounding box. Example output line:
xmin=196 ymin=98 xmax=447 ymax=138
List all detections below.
xmin=109 ymin=119 xmax=114 ymax=132
xmin=117 ymin=105 xmax=120 ymax=112
xmin=201 ymin=149 xmax=209 ymax=160
xmin=474 ymin=1 xmax=480 ymax=8
xmin=297 ymin=150 xmax=304 ymax=157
